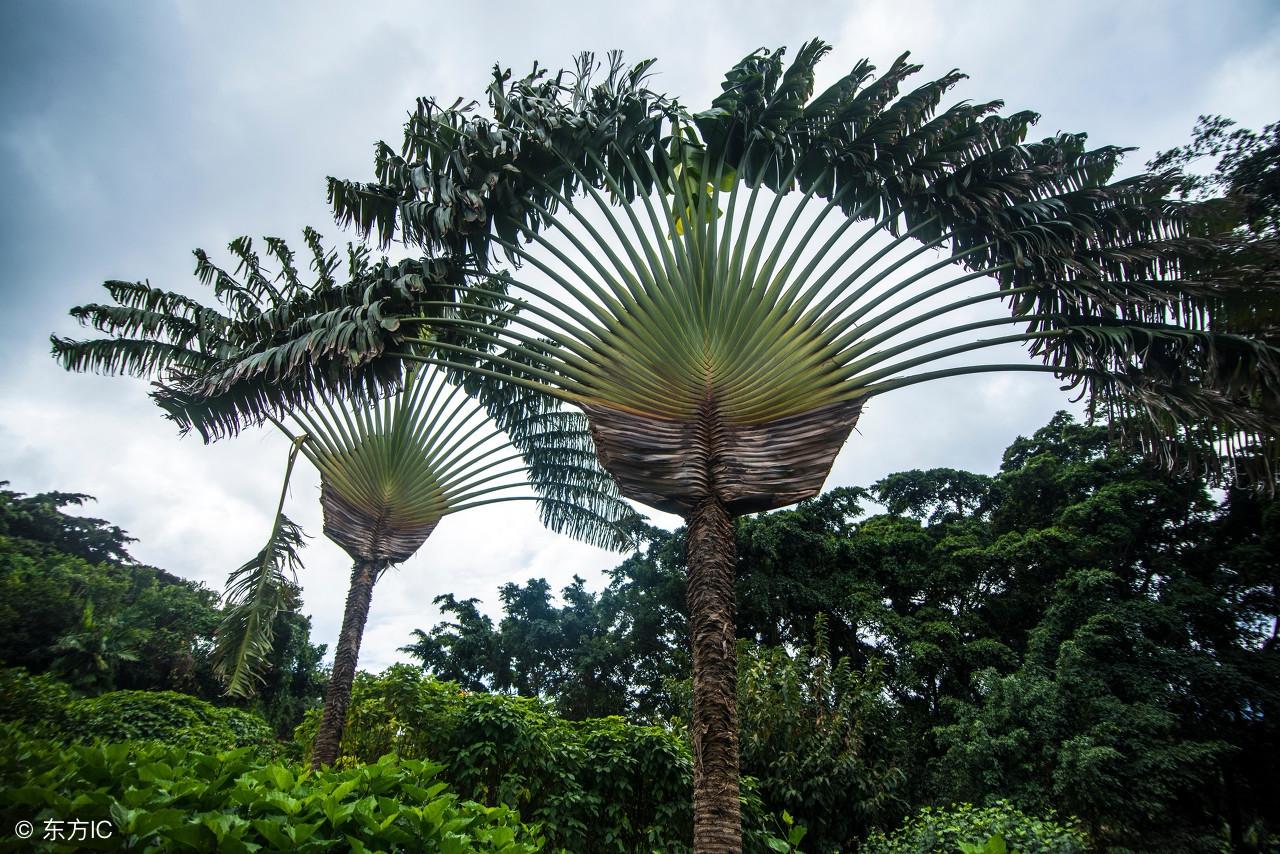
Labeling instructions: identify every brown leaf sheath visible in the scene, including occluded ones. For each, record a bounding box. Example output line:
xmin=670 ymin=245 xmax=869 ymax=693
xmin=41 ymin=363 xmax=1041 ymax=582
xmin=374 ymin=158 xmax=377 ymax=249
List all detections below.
xmin=580 ymin=398 xmax=863 ymax=516
xmin=320 ymin=481 xmax=439 ymax=563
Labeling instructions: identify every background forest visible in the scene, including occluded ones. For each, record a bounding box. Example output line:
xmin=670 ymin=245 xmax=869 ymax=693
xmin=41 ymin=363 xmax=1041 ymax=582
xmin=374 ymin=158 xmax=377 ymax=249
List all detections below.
xmin=2 ymin=411 xmax=1276 ymax=852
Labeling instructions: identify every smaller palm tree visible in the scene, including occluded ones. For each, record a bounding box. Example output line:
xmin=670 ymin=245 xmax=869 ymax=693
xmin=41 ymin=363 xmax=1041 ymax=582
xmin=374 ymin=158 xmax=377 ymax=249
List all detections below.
xmin=53 ymin=231 xmax=637 ymax=766
xmin=224 ymin=362 xmax=631 ymax=766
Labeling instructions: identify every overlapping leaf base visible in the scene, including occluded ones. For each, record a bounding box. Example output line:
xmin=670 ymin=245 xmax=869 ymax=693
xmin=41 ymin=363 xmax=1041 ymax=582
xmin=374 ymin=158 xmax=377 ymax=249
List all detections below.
xmin=320 ymin=483 xmax=440 ymax=564
xmin=579 ymin=398 xmax=864 ymax=517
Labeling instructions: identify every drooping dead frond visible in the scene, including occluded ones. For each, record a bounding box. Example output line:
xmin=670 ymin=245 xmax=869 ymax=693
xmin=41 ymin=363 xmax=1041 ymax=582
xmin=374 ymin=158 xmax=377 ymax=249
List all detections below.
xmin=213 ymin=438 xmax=308 ymax=698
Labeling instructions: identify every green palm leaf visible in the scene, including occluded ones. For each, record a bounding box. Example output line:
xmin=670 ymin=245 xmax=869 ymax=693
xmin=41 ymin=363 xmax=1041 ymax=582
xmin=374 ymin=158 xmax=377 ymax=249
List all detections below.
xmin=213 ymin=437 xmax=307 ymax=698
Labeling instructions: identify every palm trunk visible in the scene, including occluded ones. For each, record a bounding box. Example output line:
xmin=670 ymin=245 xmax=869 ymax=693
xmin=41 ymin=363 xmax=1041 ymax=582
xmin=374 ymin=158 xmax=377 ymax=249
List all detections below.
xmin=311 ymin=558 xmax=381 ymax=769
xmin=686 ymin=495 xmax=741 ymax=852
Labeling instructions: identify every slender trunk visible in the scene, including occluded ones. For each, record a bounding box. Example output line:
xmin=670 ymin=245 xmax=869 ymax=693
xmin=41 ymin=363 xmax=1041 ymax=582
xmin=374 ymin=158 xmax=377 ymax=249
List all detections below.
xmin=686 ymin=496 xmax=741 ymax=853
xmin=311 ymin=559 xmax=380 ymax=769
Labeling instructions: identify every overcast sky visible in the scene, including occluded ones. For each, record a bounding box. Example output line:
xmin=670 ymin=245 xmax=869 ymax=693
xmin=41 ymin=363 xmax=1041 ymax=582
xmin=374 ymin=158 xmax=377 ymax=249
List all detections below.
xmin=2 ymin=0 xmax=1277 ymax=672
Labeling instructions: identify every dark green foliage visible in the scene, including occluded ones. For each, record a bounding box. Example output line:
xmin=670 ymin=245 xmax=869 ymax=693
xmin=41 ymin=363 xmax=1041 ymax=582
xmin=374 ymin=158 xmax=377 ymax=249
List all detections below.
xmin=402 ymin=595 xmax=505 ymax=692
xmin=403 ymin=577 xmax=651 ymax=720
xmin=926 ymin=415 xmax=1276 ymax=852
xmin=0 ymin=724 xmax=541 ymax=853
xmin=0 ymin=532 xmax=221 ymax=696
xmin=252 ymin=610 xmax=329 ymax=739
xmin=1 ymin=667 xmax=277 ymax=758
xmin=874 ymin=470 xmax=991 ymax=526
xmin=294 ymin=665 xmax=691 ymax=852
xmin=66 ymin=689 xmax=276 ymax=756
xmin=736 ymin=618 xmax=905 ymax=852
xmin=417 ymin=411 xmax=1279 ymax=851
xmin=292 ymin=664 xmax=797 ymax=853
xmin=0 ymin=481 xmax=327 ymax=734
xmin=861 ymin=801 xmax=1087 ymax=854
xmin=0 ymin=482 xmax=135 ymax=564
xmin=0 ymin=668 xmax=73 ymax=736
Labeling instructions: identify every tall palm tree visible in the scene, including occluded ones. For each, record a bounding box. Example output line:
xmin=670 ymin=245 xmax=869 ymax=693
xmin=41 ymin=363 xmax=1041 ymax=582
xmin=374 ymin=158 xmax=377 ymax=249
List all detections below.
xmin=62 ymin=47 xmax=1280 ymax=851
xmin=53 ymin=231 xmax=637 ymax=768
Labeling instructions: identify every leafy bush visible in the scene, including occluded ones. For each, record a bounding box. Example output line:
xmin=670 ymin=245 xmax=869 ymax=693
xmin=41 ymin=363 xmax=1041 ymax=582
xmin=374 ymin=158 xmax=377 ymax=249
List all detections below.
xmin=0 ymin=487 xmax=327 ymax=730
xmin=295 ymin=664 xmax=798 ymax=853
xmin=861 ymin=800 xmax=1087 ymax=854
xmin=0 ymin=723 xmax=540 ymax=853
xmin=737 ymin=617 xmax=905 ymax=851
xmin=66 ymin=689 xmax=277 ymax=755
xmin=0 ymin=667 xmax=279 ymax=759
xmin=0 ymin=667 xmax=73 ymax=735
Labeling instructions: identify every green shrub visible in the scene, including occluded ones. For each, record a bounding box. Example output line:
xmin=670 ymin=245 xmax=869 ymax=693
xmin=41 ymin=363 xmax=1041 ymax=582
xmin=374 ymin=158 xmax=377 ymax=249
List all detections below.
xmin=737 ymin=620 xmax=905 ymax=852
xmin=0 ymin=667 xmax=73 ymax=735
xmin=65 ymin=689 xmax=275 ymax=753
xmin=295 ymin=664 xmax=798 ymax=853
xmin=0 ymin=723 xmax=541 ymax=853
xmin=0 ymin=667 xmax=279 ymax=759
xmin=861 ymin=800 xmax=1088 ymax=854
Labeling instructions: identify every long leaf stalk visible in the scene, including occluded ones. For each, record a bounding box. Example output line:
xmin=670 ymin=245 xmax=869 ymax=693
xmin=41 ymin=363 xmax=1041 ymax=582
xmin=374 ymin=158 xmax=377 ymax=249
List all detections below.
xmin=410 ymin=154 xmax=1050 ymax=428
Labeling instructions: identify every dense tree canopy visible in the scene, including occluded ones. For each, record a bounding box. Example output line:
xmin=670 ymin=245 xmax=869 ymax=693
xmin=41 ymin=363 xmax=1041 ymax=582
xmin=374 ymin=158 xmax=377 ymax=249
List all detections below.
xmin=0 ymin=481 xmax=327 ymax=736
xmin=406 ymin=411 xmax=1279 ymax=852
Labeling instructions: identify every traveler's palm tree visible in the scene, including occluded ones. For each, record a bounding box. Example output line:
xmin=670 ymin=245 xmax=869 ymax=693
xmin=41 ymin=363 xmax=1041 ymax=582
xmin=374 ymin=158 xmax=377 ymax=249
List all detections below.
xmin=53 ymin=232 xmax=636 ymax=768
xmin=59 ymin=46 xmax=1280 ymax=850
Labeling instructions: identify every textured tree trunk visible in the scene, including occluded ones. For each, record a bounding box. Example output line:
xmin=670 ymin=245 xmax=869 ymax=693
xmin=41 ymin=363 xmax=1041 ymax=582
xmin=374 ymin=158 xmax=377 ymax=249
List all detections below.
xmin=311 ymin=559 xmax=381 ymax=769
xmin=686 ymin=496 xmax=741 ymax=853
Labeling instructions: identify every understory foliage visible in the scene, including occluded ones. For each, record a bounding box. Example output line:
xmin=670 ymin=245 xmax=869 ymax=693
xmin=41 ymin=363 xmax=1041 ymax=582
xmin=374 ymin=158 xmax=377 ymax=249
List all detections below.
xmin=0 ymin=724 xmax=540 ymax=853
xmin=293 ymin=664 xmax=800 ymax=853
xmin=861 ymin=801 xmax=1087 ymax=854
xmin=409 ymin=412 xmax=1279 ymax=852
xmin=0 ymin=666 xmax=801 ymax=853
xmin=0 ymin=667 xmax=277 ymax=759
xmin=735 ymin=617 xmax=905 ymax=849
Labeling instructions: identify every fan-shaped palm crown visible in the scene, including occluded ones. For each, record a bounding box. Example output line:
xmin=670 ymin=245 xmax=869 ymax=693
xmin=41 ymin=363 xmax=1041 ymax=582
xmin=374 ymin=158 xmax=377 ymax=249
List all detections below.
xmin=181 ymin=45 xmax=1278 ymax=496
xmin=51 ymin=229 xmax=633 ymax=552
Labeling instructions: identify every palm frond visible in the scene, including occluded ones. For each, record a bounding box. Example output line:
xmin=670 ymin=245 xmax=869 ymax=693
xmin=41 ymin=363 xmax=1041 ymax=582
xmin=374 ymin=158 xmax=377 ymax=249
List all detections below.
xmin=213 ymin=438 xmax=308 ymax=698
xmin=64 ymin=45 xmax=1280 ymax=505
xmin=57 ymin=228 xmax=640 ymax=553
xmin=50 ymin=335 xmax=218 ymax=378
xmin=329 ymin=52 xmax=673 ymax=261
